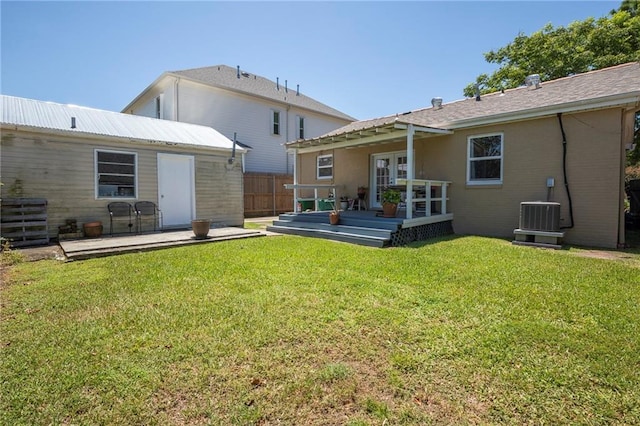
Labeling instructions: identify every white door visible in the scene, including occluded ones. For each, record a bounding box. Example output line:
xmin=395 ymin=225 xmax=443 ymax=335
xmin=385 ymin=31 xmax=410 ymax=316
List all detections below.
xmin=371 ymin=152 xmax=408 ymax=208
xmin=158 ymin=153 xmax=195 ymax=227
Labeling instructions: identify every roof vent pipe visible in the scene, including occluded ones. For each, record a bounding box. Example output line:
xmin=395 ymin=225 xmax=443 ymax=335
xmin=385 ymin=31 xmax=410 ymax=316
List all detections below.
xmin=285 ymin=80 xmax=288 ymax=93
xmin=71 ymin=117 xmax=76 ymax=129
xmin=276 ymin=77 xmax=279 ymax=90
xmin=431 ymin=97 xmax=443 ymax=109
xmin=296 ymin=84 xmax=299 ymax=96
xmin=236 ymin=65 xmax=240 ymax=79
xmin=525 ymin=74 xmax=541 ymax=89
xmin=474 ymin=84 xmax=481 ymax=102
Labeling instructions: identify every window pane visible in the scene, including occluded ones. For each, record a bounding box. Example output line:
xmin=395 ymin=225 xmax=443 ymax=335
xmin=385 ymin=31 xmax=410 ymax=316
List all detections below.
xmin=98 ymin=151 xmax=134 ymax=165
xmin=273 ymin=111 xmax=280 ymax=135
xmin=471 ymin=135 xmax=501 ymax=158
xmin=318 ymin=156 xmax=333 ymax=167
xmin=96 ymin=151 xmax=136 ymax=198
xmin=397 ymin=156 xmax=407 ymax=179
xmin=470 ymin=159 xmax=501 ymax=180
xmin=98 ymin=163 xmax=134 ymax=175
xmin=318 ymin=167 xmax=333 ymax=178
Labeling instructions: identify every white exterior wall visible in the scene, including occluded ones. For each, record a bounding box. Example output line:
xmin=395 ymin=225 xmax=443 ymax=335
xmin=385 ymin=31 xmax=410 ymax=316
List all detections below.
xmin=127 ymin=76 xmax=351 ymax=174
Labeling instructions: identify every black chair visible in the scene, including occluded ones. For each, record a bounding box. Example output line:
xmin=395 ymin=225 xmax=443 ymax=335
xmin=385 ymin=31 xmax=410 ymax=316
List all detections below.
xmin=107 ymin=202 xmax=134 ymax=236
xmin=135 ymin=201 xmax=162 ymax=234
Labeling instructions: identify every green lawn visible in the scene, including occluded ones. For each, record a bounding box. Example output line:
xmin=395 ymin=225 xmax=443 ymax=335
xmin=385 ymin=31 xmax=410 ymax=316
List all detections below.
xmin=1 ymin=236 xmax=639 ymax=425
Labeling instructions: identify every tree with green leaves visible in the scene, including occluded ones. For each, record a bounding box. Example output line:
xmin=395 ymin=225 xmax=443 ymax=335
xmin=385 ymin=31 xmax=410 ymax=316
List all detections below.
xmin=462 ymin=1 xmax=640 ymax=166
xmin=463 ymin=4 xmax=640 ymax=97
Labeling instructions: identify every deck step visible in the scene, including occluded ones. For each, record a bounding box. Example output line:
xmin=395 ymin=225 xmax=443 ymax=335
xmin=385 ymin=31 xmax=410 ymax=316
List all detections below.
xmin=277 ymin=212 xmax=401 ymax=231
xmin=271 ymin=220 xmax=392 ymax=239
xmin=267 ymin=225 xmax=389 ymax=248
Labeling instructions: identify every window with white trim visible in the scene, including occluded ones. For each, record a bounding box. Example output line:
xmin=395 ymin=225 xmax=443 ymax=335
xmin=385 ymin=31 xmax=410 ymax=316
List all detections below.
xmin=272 ymin=110 xmax=281 ymax=135
xmin=95 ymin=149 xmax=137 ymax=198
xmin=317 ymin=154 xmax=333 ymax=179
xmin=155 ymin=95 xmax=163 ymax=119
xmin=467 ymin=133 xmax=503 ymax=184
xmin=297 ymin=116 xmax=305 ymax=139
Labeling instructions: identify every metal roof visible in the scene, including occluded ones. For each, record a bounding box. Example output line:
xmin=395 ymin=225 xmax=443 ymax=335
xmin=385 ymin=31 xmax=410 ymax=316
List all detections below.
xmin=1 ymin=95 xmax=244 ymax=152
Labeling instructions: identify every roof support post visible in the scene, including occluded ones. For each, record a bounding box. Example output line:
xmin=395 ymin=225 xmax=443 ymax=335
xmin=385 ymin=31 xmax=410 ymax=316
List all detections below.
xmin=292 ymin=150 xmax=298 ymax=212
xmin=406 ymin=124 xmax=414 ymax=220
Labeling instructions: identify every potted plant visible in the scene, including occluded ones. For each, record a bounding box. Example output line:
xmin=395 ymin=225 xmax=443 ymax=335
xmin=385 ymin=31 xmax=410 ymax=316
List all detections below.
xmin=339 ymin=196 xmax=349 ymax=211
xmin=191 ymin=219 xmax=211 ymax=239
xmin=328 ymin=200 xmax=340 ymax=225
xmin=83 ymin=221 xmax=103 ymax=238
xmin=357 ymin=186 xmax=367 ymax=200
xmin=381 ymin=187 xmax=401 ymax=218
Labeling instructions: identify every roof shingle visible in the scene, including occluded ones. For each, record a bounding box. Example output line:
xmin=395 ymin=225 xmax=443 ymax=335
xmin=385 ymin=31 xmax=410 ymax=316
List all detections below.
xmin=299 ymin=62 xmax=640 ymax=143
xmin=170 ymin=65 xmax=355 ymax=121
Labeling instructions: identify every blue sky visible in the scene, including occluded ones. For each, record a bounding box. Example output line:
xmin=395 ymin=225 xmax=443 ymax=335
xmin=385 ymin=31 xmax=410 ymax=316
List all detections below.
xmin=1 ymin=1 xmax=619 ymax=121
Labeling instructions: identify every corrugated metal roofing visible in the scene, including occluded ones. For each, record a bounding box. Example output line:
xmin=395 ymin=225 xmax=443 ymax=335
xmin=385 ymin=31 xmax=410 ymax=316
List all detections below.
xmin=1 ymin=95 xmax=243 ymax=152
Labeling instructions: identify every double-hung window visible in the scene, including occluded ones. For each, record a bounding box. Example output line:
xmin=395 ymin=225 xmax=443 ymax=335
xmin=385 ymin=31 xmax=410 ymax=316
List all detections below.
xmin=317 ymin=154 xmax=333 ymax=179
xmin=95 ymin=149 xmax=137 ymax=198
xmin=297 ymin=116 xmax=305 ymax=139
xmin=467 ymin=133 xmax=503 ymax=185
xmin=155 ymin=94 xmax=163 ymax=119
xmin=272 ymin=110 xmax=281 ymax=135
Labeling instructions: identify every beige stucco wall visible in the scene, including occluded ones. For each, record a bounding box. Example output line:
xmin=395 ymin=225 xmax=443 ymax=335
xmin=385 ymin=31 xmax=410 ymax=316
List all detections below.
xmin=296 ymin=108 xmax=625 ymax=248
xmin=1 ymin=130 xmax=244 ymax=239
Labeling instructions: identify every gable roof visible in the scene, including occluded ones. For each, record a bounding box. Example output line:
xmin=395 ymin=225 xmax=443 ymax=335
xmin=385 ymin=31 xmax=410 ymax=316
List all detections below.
xmin=287 ymin=62 xmax=640 ymax=150
xmin=122 ymin=65 xmax=355 ymax=122
xmin=1 ymin=95 xmax=244 ymax=152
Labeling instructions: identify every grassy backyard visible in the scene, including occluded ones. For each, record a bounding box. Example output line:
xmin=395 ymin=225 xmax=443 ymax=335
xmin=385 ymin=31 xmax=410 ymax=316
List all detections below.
xmin=1 ymin=235 xmax=639 ymax=425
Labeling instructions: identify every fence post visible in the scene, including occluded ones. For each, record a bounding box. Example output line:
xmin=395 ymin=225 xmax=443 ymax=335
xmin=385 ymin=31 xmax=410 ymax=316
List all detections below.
xmin=272 ymin=175 xmax=276 ymax=216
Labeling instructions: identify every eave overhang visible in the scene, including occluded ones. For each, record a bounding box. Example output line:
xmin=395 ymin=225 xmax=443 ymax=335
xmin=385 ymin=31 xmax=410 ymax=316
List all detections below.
xmin=287 ymin=121 xmax=453 ymax=154
xmin=437 ymin=92 xmax=640 ymax=130
xmin=0 ymin=123 xmax=247 ymax=155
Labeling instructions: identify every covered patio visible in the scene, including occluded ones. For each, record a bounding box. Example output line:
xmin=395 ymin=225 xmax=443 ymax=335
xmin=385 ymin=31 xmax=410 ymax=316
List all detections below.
xmin=273 ymin=118 xmax=455 ymax=246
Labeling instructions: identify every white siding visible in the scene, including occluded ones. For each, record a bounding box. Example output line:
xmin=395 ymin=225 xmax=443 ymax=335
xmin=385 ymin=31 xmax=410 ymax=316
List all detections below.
xmin=127 ymin=76 xmax=351 ymax=174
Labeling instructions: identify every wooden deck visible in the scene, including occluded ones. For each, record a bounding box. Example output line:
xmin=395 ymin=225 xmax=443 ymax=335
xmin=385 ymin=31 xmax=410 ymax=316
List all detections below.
xmin=59 ymin=227 xmax=265 ymax=260
xmin=267 ymin=210 xmax=454 ymax=247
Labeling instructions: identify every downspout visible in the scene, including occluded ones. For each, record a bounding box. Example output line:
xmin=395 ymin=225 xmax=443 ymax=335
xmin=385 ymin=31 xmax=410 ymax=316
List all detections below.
xmin=557 ymin=113 xmax=574 ymax=229
xmin=286 ymin=105 xmax=291 ymax=173
xmin=174 ymin=77 xmax=180 ymax=121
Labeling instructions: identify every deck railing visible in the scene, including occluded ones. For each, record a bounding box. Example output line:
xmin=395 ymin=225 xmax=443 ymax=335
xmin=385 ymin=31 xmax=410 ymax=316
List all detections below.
xmin=394 ymin=179 xmax=451 ymax=219
xmin=283 ymin=183 xmax=342 ymax=212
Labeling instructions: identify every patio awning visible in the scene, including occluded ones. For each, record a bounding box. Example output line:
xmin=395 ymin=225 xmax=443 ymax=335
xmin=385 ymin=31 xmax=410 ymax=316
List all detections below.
xmin=286 ymin=118 xmax=453 ymax=153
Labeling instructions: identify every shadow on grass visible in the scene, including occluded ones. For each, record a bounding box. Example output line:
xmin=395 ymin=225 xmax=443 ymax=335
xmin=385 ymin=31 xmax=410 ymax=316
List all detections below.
xmin=404 ymin=233 xmax=465 ymax=249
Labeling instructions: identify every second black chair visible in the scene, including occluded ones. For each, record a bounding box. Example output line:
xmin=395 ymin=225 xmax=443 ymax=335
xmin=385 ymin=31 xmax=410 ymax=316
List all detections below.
xmin=107 ymin=202 xmax=134 ymax=236
xmin=135 ymin=201 xmax=161 ymax=234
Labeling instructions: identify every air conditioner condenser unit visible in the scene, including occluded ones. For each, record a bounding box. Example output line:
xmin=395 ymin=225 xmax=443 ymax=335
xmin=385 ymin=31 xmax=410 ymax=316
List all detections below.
xmin=519 ymin=201 xmax=561 ymax=232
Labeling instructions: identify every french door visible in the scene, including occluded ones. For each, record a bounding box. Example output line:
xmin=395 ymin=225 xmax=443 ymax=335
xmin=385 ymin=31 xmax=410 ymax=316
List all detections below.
xmin=371 ymin=151 xmax=409 ymax=208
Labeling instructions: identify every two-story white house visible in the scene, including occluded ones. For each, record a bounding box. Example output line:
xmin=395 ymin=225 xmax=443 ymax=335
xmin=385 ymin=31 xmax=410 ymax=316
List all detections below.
xmin=122 ymin=65 xmax=355 ymax=174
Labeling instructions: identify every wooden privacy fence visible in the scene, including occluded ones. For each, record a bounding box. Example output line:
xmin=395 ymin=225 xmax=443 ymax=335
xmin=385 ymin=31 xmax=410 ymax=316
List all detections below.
xmin=244 ymin=173 xmax=293 ymax=217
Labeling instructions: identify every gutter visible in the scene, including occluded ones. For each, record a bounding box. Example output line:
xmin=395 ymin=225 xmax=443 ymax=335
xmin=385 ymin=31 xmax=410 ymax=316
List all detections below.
xmin=174 ymin=77 xmax=180 ymax=121
xmin=0 ymin=124 xmax=245 ymax=155
xmin=439 ymin=92 xmax=640 ymax=130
